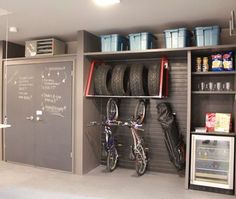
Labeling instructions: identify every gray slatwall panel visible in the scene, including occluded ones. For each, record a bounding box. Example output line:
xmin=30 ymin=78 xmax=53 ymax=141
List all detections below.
xmin=99 ymin=59 xmax=187 ymax=174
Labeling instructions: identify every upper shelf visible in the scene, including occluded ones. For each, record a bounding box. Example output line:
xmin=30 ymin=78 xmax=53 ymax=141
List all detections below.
xmin=192 ymin=71 xmax=236 ymax=75
xmin=84 ymin=44 xmax=236 ymax=60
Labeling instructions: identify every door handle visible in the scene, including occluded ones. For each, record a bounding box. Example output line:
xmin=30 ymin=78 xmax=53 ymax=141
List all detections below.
xmin=26 ymin=116 xmax=34 ymax=121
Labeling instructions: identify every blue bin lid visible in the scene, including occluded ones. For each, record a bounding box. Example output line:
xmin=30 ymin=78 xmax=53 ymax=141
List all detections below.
xmin=128 ymin=32 xmax=157 ymax=39
xmin=195 ymin=25 xmax=220 ymax=31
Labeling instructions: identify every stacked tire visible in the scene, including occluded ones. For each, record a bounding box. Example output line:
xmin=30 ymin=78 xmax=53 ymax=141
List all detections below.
xmin=93 ymin=63 xmax=161 ymax=96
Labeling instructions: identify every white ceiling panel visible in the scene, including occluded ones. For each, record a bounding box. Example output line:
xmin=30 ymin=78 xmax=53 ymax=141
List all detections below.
xmin=0 ymin=0 xmax=235 ymax=44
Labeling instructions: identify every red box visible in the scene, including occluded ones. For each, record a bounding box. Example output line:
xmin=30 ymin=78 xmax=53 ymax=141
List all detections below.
xmin=205 ymin=113 xmax=216 ymax=132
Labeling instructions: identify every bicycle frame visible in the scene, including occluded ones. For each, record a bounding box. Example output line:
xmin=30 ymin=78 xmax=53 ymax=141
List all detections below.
xmin=130 ymin=124 xmax=147 ymax=160
xmin=104 ymin=125 xmax=115 ymax=152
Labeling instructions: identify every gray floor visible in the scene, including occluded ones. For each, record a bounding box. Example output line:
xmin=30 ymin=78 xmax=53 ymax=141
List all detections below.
xmin=0 ymin=161 xmax=233 ymax=199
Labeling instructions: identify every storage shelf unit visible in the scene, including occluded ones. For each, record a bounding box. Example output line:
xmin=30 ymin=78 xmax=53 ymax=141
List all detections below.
xmin=189 ymin=44 xmax=236 ymax=194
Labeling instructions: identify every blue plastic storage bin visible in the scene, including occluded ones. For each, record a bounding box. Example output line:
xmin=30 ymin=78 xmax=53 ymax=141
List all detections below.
xmin=128 ymin=32 xmax=157 ymax=51
xmin=195 ymin=26 xmax=220 ymax=46
xmin=164 ymin=28 xmax=190 ymax=48
xmin=101 ymin=34 xmax=128 ymax=52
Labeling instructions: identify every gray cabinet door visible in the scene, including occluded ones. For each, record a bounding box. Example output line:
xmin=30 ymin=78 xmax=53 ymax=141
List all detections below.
xmin=5 ymin=61 xmax=73 ymax=172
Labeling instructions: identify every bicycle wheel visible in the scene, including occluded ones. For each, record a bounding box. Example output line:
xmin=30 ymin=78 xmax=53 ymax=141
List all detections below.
xmin=135 ymin=145 xmax=147 ymax=176
xmin=106 ymin=98 xmax=119 ymax=120
xmin=107 ymin=147 xmax=118 ymax=172
xmin=134 ymin=100 xmax=146 ymax=124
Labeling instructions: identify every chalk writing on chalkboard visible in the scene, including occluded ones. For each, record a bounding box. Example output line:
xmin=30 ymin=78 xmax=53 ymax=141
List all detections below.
xmin=40 ymin=66 xmax=68 ymax=117
xmin=7 ymin=70 xmax=19 ymax=84
xmin=41 ymin=66 xmax=67 ymax=84
xmin=18 ymin=76 xmax=34 ymax=100
xmin=41 ymin=102 xmax=66 ymax=118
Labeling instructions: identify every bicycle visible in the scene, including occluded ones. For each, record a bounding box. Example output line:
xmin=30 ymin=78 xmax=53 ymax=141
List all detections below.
xmin=123 ymin=100 xmax=148 ymax=176
xmin=88 ymin=98 xmax=120 ymax=172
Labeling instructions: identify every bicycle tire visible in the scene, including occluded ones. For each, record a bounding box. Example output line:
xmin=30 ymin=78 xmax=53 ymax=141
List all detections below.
xmin=107 ymin=147 xmax=118 ymax=172
xmin=134 ymin=100 xmax=146 ymax=124
xmin=129 ymin=64 xmax=148 ymax=96
xmin=106 ymin=98 xmax=119 ymax=120
xmin=111 ymin=64 xmax=130 ymax=96
xmin=135 ymin=145 xmax=147 ymax=176
xmin=148 ymin=64 xmax=160 ymax=96
xmin=94 ymin=64 xmax=112 ymax=95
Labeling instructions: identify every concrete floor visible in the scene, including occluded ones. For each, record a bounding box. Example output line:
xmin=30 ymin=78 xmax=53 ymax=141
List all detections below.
xmin=0 ymin=161 xmax=233 ymax=199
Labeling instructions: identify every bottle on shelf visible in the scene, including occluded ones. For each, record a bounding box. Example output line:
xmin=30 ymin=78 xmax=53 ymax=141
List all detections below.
xmin=202 ymin=57 xmax=209 ymax=72
xmin=195 ymin=57 xmax=202 ymax=72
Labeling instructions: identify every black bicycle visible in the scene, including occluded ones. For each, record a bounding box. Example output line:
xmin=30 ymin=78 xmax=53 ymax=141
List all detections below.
xmin=89 ymin=98 xmax=120 ymax=172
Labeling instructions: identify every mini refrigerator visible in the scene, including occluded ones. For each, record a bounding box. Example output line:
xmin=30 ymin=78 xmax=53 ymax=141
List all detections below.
xmin=190 ymin=134 xmax=235 ymax=194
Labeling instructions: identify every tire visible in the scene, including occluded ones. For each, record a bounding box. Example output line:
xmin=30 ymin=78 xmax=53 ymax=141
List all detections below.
xmin=94 ymin=64 xmax=112 ymax=95
xmin=135 ymin=145 xmax=147 ymax=176
xmin=148 ymin=64 xmax=160 ymax=96
xmin=107 ymin=147 xmax=118 ymax=172
xmin=129 ymin=64 xmax=148 ymax=96
xmin=106 ymin=98 xmax=119 ymax=120
xmin=134 ymin=100 xmax=146 ymax=124
xmin=111 ymin=64 xmax=130 ymax=96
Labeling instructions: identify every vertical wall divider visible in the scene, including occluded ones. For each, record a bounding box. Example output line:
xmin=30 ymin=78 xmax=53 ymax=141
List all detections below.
xmin=185 ymin=50 xmax=192 ymax=189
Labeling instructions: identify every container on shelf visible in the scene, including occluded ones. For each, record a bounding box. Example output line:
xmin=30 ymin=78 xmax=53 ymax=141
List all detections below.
xmin=195 ymin=25 xmax=220 ymax=46
xmin=128 ymin=32 xmax=157 ymax=51
xmin=164 ymin=28 xmax=191 ymax=48
xmin=100 ymin=34 xmax=128 ymax=52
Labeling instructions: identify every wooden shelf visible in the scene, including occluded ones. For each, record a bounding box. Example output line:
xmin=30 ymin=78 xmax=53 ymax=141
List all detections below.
xmin=84 ymin=44 xmax=236 ymax=60
xmin=85 ymin=95 xmax=166 ymax=99
xmin=191 ymin=131 xmax=236 ymax=137
xmin=84 ymin=48 xmax=187 ymax=60
xmin=192 ymin=91 xmax=236 ymax=95
xmin=192 ymin=71 xmax=236 ymax=75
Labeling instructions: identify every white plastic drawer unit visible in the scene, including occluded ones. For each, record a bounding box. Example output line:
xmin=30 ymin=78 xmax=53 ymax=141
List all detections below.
xmin=190 ymin=134 xmax=234 ymax=190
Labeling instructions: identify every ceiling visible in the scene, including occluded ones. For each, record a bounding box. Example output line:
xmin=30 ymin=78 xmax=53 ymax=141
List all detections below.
xmin=0 ymin=0 xmax=235 ymax=44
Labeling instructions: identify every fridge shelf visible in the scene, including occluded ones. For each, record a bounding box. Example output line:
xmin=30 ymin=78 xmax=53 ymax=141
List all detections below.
xmin=196 ymin=167 xmax=229 ymax=173
xmin=196 ymin=158 xmax=229 ymax=163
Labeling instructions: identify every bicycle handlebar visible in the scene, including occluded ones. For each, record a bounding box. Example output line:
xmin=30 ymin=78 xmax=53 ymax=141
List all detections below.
xmin=88 ymin=120 xmax=144 ymax=131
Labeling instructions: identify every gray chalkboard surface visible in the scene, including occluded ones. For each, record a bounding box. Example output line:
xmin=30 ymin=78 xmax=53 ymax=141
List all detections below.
xmin=5 ymin=61 xmax=73 ymax=172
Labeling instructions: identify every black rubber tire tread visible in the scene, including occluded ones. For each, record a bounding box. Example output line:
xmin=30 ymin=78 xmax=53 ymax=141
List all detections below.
xmin=148 ymin=64 xmax=161 ymax=96
xmin=134 ymin=100 xmax=146 ymax=124
xmin=129 ymin=64 xmax=147 ymax=96
xmin=106 ymin=98 xmax=119 ymax=120
xmin=111 ymin=64 xmax=130 ymax=96
xmin=94 ymin=64 xmax=112 ymax=95
xmin=107 ymin=147 xmax=118 ymax=172
xmin=135 ymin=145 xmax=147 ymax=176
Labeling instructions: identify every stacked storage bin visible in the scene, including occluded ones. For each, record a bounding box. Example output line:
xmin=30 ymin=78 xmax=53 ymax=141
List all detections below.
xmin=128 ymin=32 xmax=157 ymax=51
xmin=101 ymin=34 xmax=128 ymax=52
xmin=195 ymin=25 xmax=220 ymax=46
xmin=164 ymin=28 xmax=190 ymax=48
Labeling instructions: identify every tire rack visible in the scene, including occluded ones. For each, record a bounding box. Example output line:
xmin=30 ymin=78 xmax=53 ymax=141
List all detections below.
xmin=85 ymin=57 xmax=169 ymax=98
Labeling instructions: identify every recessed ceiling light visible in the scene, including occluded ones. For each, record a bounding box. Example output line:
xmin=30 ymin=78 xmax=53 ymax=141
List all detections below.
xmin=94 ymin=0 xmax=120 ymax=6
xmin=9 ymin=27 xmax=18 ymax=33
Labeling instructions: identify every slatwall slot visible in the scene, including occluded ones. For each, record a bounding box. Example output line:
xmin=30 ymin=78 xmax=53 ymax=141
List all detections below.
xmin=99 ymin=58 xmax=188 ymax=174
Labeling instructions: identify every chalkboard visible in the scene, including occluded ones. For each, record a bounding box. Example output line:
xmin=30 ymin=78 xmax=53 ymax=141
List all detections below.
xmin=5 ymin=61 xmax=73 ymax=172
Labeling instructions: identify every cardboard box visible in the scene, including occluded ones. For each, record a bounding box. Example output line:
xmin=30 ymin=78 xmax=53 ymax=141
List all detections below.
xmin=205 ymin=113 xmax=231 ymax=133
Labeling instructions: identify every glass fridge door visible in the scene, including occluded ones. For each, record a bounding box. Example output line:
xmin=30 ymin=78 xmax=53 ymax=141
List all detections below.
xmin=191 ymin=134 xmax=234 ymax=190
